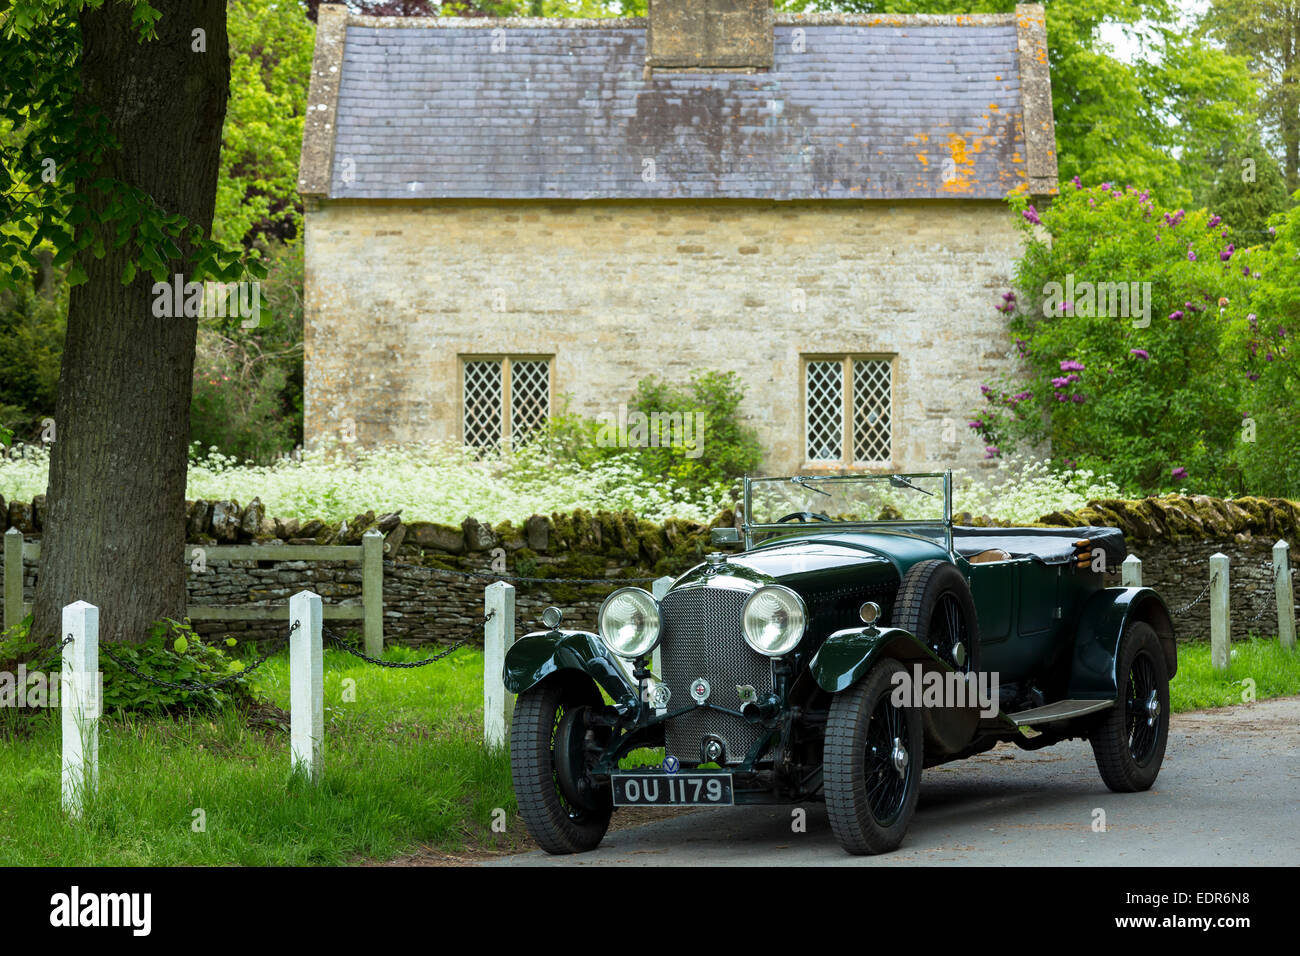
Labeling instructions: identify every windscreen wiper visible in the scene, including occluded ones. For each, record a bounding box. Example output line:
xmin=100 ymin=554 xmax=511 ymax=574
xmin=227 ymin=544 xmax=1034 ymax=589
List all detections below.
xmin=889 ymin=474 xmax=934 ymax=497
xmin=791 ymin=475 xmax=833 ymax=497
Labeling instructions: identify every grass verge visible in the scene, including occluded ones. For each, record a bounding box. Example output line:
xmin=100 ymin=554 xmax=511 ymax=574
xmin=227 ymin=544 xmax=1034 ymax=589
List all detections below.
xmin=1169 ymin=635 xmax=1300 ymax=711
xmin=0 ymin=635 xmax=1294 ymax=864
xmin=0 ymin=644 xmax=526 ymax=865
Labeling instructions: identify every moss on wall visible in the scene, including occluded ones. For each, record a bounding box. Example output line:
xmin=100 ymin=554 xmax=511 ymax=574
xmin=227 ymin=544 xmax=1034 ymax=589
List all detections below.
xmin=1036 ymin=495 xmax=1300 ymax=542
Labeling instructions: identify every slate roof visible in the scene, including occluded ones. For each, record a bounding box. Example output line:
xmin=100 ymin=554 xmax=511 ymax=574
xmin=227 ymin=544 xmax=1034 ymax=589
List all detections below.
xmin=305 ymin=14 xmax=1053 ymax=202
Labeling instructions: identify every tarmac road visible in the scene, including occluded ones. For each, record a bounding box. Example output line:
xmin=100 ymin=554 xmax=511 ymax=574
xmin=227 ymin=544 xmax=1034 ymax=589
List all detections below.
xmin=486 ymin=697 xmax=1300 ymax=866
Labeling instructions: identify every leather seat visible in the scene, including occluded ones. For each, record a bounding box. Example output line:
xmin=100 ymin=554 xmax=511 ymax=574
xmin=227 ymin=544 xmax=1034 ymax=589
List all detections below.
xmin=967 ymin=548 xmax=1013 ymax=564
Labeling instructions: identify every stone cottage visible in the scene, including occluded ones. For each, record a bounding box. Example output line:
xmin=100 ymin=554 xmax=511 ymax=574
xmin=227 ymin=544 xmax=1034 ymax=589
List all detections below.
xmin=297 ymin=0 xmax=1058 ymax=473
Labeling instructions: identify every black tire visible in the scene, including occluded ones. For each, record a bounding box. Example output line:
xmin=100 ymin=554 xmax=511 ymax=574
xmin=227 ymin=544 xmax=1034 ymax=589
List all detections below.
xmin=510 ymin=678 xmax=612 ymax=854
xmin=892 ymin=560 xmax=981 ymax=674
xmin=1090 ymin=621 xmax=1170 ymax=792
xmin=825 ymin=658 xmax=924 ymax=855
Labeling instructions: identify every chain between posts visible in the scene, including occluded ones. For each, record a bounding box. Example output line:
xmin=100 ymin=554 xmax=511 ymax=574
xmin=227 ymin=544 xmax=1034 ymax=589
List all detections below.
xmin=79 ymin=604 xmax=494 ymax=689
xmin=1170 ymin=572 xmax=1218 ymax=617
xmin=1246 ymin=561 xmax=1285 ymax=624
xmin=322 ymin=610 xmax=493 ymax=668
xmin=1169 ymin=560 xmax=1289 ymax=623
xmin=29 ymin=635 xmax=73 ymax=673
xmin=99 ymin=620 xmax=299 ymax=691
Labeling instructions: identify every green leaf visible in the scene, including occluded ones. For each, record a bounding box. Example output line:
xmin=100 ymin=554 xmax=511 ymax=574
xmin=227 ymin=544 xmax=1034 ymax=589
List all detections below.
xmin=120 ymin=260 xmax=136 ymax=285
xmin=66 ymin=259 xmax=88 ymax=287
xmin=173 ymin=636 xmax=189 ymax=654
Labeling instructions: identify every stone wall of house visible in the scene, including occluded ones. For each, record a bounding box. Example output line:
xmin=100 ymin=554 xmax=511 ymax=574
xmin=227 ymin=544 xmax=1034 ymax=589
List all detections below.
xmin=4 ymin=493 xmax=1296 ymax=648
xmin=302 ymin=198 xmax=1023 ymax=474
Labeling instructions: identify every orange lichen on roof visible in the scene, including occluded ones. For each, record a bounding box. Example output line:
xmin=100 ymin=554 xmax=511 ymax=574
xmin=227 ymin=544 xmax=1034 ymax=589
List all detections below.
xmin=916 ymin=153 xmax=929 ymax=166
xmin=940 ymin=132 xmax=981 ymax=194
xmin=989 ymin=103 xmax=999 ymax=111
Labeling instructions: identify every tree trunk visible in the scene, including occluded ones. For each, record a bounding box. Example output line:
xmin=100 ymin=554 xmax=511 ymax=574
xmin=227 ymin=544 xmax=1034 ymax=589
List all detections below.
xmin=1291 ymin=14 xmax=1300 ymax=192
xmin=31 ymin=2 xmax=230 ymax=645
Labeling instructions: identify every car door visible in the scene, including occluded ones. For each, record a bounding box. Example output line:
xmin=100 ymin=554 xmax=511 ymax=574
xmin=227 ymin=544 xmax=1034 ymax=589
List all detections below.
xmin=967 ymin=558 xmax=1059 ymax=683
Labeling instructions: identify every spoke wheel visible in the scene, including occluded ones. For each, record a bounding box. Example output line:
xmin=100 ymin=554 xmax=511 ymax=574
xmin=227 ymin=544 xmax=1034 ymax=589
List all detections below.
xmin=1090 ymin=621 xmax=1170 ymax=793
xmin=1125 ymin=653 xmax=1161 ymax=764
xmin=825 ymin=658 xmax=923 ymax=855
xmin=892 ymin=560 xmax=981 ymax=674
xmin=510 ymin=678 xmax=612 ymax=854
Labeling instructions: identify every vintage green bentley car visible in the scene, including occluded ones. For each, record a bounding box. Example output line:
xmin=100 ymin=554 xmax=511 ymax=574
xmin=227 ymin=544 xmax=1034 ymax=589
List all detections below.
xmin=504 ymin=472 xmax=1176 ymax=855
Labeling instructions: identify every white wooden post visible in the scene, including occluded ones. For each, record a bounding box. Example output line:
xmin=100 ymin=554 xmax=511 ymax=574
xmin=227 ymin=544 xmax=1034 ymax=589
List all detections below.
xmin=652 ymin=576 xmax=673 ymax=677
xmin=1121 ymin=554 xmax=1142 ymax=587
xmin=61 ymin=600 xmax=99 ymax=818
xmin=289 ymin=590 xmax=324 ymax=782
xmin=483 ymin=581 xmax=515 ymax=749
xmin=1210 ymin=552 xmax=1230 ymax=672
xmin=3 ymin=528 xmax=22 ymax=634
xmin=362 ymin=528 xmax=383 ymax=658
xmin=1275 ymin=540 xmax=1296 ymax=651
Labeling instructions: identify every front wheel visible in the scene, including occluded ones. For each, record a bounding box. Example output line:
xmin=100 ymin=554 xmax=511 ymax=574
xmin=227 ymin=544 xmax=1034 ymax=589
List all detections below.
xmin=824 ymin=658 xmax=924 ymax=855
xmin=1090 ymin=621 xmax=1170 ymax=792
xmin=510 ymin=678 xmax=612 ymax=854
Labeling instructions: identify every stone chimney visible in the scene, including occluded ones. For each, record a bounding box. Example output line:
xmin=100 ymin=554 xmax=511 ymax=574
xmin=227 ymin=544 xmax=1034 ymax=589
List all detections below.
xmin=645 ymin=0 xmax=774 ymax=70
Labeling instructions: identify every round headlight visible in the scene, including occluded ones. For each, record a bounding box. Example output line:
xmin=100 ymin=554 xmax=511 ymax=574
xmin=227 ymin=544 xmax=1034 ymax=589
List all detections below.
xmin=742 ymin=586 xmax=807 ymax=657
xmin=598 ymin=587 xmax=662 ymax=659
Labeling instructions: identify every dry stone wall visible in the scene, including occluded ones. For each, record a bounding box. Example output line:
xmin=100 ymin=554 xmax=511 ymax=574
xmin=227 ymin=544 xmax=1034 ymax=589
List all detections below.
xmin=2 ymin=492 xmax=1296 ymax=647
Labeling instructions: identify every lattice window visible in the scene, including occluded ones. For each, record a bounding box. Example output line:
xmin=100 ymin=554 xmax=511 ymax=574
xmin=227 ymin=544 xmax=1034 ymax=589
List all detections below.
xmin=852 ymin=359 xmax=892 ymax=463
xmin=463 ymin=360 xmax=503 ymax=452
xmin=803 ymin=355 xmax=894 ymax=467
xmin=805 ymin=360 xmax=843 ymax=462
xmin=462 ymin=356 xmax=551 ymax=452
xmin=510 ymin=359 xmax=550 ymax=448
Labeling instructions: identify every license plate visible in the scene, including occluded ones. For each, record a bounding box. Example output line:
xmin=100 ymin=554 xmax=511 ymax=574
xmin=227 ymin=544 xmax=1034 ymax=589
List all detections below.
xmin=611 ymin=773 xmax=734 ymax=807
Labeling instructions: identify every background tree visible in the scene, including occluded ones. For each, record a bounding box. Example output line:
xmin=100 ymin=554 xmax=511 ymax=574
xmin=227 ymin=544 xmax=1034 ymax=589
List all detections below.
xmin=1202 ymin=0 xmax=1300 ymax=191
xmin=973 ymin=184 xmax=1255 ymax=493
xmin=2 ymin=0 xmax=256 ymax=644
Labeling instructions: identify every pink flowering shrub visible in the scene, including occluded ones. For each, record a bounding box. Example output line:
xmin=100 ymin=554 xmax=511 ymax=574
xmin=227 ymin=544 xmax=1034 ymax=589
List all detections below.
xmin=974 ymin=183 xmax=1257 ymax=494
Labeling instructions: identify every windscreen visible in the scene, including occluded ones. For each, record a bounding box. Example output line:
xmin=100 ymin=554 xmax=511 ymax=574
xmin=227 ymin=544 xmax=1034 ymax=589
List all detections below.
xmin=745 ymin=474 xmax=949 ymax=526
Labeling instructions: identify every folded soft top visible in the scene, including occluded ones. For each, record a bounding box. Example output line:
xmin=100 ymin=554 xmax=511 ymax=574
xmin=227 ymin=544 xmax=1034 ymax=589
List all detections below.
xmin=952 ymin=526 xmax=1127 ymax=567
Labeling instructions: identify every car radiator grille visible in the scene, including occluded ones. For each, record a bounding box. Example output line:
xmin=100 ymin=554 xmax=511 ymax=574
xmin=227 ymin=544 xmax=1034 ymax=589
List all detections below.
xmin=659 ymin=587 xmax=774 ymax=766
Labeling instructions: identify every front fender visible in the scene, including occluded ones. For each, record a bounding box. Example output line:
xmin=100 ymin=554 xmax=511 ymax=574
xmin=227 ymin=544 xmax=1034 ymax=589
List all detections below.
xmin=1068 ymin=587 xmax=1177 ymax=699
xmin=503 ymin=629 xmax=639 ymax=707
xmin=810 ymin=625 xmax=942 ymax=693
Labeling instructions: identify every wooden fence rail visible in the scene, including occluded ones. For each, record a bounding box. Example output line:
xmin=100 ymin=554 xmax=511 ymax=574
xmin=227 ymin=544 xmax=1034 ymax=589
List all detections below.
xmin=4 ymin=527 xmax=385 ymax=655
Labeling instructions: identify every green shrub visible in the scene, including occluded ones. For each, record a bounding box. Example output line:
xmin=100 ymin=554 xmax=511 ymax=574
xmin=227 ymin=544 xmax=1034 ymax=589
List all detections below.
xmin=974 ymin=183 xmax=1255 ymax=495
xmin=98 ymin=620 xmax=260 ymax=715
xmin=0 ymin=270 xmax=65 ymax=441
xmin=544 ymin=369 xmax=761 ymax=497
xmin=1229 ymin=198 xmax=1300 ymax=498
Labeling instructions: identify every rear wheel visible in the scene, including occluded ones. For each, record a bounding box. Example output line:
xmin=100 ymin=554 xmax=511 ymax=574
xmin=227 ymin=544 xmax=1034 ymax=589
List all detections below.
xmin=825 ymin=658 xmax=924 ymax=855
xmin=510 ymin=678 xmax=612 ymax=854
xmin=891 ymin=560 xmax=981 ymax=674
xmin=1090 ymin=621 xmax=1170 ymax=792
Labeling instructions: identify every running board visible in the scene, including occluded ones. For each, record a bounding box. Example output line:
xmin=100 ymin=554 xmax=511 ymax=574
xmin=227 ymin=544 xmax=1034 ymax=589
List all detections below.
xmin=1006 ymin=699 xmax=1113 ymax=727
